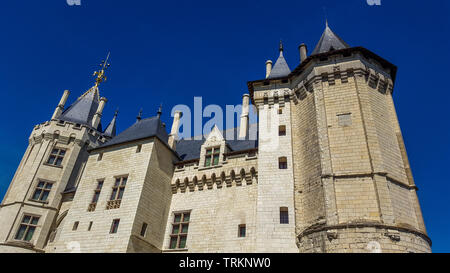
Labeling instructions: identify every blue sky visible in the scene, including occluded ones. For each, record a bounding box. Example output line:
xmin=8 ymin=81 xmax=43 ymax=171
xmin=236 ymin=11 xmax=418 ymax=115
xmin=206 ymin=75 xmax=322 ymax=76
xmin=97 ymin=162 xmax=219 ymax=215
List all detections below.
xmin=0 ymin=0 xmax=449 ymax=252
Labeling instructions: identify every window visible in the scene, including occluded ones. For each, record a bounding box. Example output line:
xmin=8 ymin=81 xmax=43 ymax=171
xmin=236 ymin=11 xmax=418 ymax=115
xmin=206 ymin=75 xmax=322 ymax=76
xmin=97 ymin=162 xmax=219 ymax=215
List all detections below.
xmin=169 ymin=212 xmax=190 ymax=249
xmin=338 ymin=113 xmax=352 ymax=127
xmin=110 ymin=177 xmax=127 ymax=201
xmin=46 ymin=148 xmax=66 ymax=167
xmin=31 ymin=181 xmax=53 ymax=202
xmin=110 ymin=219 xmax=120 ymax=234
xmin=88 ymin=221 xmax=93 ymax=231
xmin=97 ymin=153 xmax=103 ymax=161
xmin=14 ymin=215 xmax=39 ymax=242
xmin=279 ymin=125 xmax=286 ymax=136
xmin=136 ymin=144 xmax=142 ymax=153
xmin=88 ymin=180 xmax=103 ymax=212
xmin=279 ymin=157 xmax=288 ymax=169
xmin=280 ymin=207 xmax=289 ymax=224
xmin=107 ymin=177 xmax=127 ymax=210
xmin=72 ymin=221 xmax=79 ymax=231
xmin=238 ymin=224 xmax=246 ymax=238
xmin=278 ymin=108 xmax=283 ymax=115
xmin=140 ymin=223 xmax=148 ymax=237
xmin=204 ymin=148 xmax=220 ymax=167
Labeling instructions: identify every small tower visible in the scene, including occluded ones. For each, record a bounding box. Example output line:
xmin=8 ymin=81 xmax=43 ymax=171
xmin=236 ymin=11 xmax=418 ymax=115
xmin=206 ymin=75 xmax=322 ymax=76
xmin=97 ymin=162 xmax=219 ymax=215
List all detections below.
xmin=0 ymin=55 xmax=113 ymax=253
xmin=253 ymin=42 xmax=298 ymax=253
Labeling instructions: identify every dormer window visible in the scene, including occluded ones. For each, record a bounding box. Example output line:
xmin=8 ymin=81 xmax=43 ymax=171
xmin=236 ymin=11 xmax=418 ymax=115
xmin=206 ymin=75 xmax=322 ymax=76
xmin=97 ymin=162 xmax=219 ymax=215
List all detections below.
xmin=205 ymin=148 xmax=220 ymax=167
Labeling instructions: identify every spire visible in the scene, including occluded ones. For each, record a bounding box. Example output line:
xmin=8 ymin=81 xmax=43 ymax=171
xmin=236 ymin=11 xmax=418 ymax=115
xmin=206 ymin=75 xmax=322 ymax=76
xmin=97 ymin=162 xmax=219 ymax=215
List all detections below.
xmin=58 ymin=86 xmax=100 ymax=126
xmin=311 ymin=22 xmax=349 ymax=55
xmin=136 ymin=108 xmax=143 ymax=122
xmin=157 ymin=104 xmax=162 ymax=119
xmin=267 ymin=41 xmax=291 ymax=79
xmin=58 ymin=55 xmax=112 ymax=128
xmin=104 ymin=109 xmax=118 ymax=137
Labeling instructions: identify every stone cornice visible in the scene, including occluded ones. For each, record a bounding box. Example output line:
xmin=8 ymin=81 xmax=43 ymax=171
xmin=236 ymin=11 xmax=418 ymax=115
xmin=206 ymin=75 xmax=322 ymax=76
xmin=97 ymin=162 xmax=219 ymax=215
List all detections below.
xmin=298 ymin=221 xmax=431 ymax=247
xmin=320 ymin=172 xmax=417 ymax=190
xmin=171 ymin=166 xmax=258 ymax=194
xmin=250 ymin=47 xmax=396 ymax=105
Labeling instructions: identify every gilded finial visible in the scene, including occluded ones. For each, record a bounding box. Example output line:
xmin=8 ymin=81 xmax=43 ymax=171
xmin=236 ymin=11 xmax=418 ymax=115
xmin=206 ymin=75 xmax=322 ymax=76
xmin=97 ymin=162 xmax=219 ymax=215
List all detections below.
xmin=93 ymin=52 xmax=111 ymax=88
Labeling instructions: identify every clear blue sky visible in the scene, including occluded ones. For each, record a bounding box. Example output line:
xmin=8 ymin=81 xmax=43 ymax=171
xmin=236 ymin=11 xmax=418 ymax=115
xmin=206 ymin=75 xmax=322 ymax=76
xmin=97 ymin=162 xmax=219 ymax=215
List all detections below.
xmin=0 ymin=0 xmax=448 ymax=252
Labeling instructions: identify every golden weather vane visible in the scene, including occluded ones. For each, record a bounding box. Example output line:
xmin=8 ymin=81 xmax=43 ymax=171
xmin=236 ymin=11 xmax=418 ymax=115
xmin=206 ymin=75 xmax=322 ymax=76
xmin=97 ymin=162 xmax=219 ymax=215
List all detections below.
xmin=93 ymin=52 xmax=111 ymax=88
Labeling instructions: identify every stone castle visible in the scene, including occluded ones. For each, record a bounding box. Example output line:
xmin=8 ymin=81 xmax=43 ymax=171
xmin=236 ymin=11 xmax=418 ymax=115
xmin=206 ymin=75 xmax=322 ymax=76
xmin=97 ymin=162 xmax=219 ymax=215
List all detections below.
xmin=0 ymin=23 xmax=431 ymax=253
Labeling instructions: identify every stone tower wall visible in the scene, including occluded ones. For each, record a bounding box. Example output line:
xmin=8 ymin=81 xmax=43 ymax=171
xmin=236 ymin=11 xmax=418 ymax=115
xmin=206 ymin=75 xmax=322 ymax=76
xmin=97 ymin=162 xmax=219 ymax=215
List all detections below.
xmin=253 ymin=85 xmax=299 ymax=253
xmin=0 ymin=120 xmax=101 ymax=252
xmin=289 ymin=54 xmax=431 ymax=253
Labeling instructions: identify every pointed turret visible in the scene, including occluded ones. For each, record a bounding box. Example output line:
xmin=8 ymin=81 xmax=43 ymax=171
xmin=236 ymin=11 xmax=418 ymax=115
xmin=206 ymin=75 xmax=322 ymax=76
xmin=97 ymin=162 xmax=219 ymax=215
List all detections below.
xmin=58 ymin=86 xmax=101 ymax=126
xmin=311 ymin=21 xmax=350 ymax=55
xmin=267 ymin=41 xmax=291 ymax=79
xmin=104 ymin=109 xmax=118 ymax=137
xmin=59 ymin=54 xmax=111 ymax=129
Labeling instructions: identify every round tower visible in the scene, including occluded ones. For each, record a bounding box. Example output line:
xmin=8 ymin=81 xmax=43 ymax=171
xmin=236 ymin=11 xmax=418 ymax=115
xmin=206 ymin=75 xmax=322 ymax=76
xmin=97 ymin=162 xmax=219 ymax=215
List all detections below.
xmin=248 ymin=23 xmax=431 ymax=253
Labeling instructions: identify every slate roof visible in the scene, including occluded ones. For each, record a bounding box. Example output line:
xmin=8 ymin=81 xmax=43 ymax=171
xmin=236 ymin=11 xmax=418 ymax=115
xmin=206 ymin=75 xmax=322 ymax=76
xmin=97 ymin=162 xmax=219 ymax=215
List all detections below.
xmin=97 ymin=116 xmax=169 ymax=149
xmin=268 ymin=43 xmax=291 ymax=79
xmin=59 ymin=86 xmax=100 ymax=128
xmin=175 ymin=124 xmax=258 ymax=161
xmin=311 ymin=23 xmax=350 ymax=55
xmin=104 ymin=110 xmax=118 ymax=137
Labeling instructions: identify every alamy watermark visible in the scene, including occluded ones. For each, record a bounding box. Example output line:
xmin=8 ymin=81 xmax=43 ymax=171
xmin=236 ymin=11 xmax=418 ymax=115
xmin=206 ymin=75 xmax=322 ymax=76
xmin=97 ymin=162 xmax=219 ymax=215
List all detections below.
xmin=367 ymin=0 xmax=381 ymax=6
xmin=67 ymin=0 xmax=81 ymax=6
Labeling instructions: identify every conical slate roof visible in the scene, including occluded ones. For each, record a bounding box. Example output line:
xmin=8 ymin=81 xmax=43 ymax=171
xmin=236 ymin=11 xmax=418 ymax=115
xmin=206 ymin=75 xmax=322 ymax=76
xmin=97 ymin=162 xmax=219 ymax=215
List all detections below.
xmin=268 ymin=42 xmax=291 ymax=79
xmin=104 ymin=110 xmax=118 ymax=137
xmin=59 ymin=86 xmax=100 ymax=127
xmin=311 ymin=22 xmax=350 ymax=55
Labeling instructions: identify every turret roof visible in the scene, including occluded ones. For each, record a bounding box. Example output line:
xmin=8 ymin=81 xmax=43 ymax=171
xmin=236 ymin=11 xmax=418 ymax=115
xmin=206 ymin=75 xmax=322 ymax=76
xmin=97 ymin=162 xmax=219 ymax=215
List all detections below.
xmin=268 ymin=42 xmax=291 ymax=79
xmin=59 ymin=86 xmax=100 ymax=129
xmin=104 ymin=110 xmax=118 ymax=137
xmin=311 ymin=22 xmax=350 ymax=55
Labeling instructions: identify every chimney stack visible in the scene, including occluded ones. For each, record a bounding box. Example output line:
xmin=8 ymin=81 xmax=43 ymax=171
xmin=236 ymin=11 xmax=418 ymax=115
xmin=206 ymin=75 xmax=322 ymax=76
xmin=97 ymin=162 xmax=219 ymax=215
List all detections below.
xmin=168 ymin=111 xmax=182 ymax=149
xmin=91 ymin=97 xmax=107 ymax=129
xmin=299 ymin=43 xmax=308 ymax=63
xmin=52 ymin=90 xmax=70 ymax=120
xmin=239 ymin=94 xmax=250 ymax=139
xmin=265 ymin=60 xmax=272 ymax=79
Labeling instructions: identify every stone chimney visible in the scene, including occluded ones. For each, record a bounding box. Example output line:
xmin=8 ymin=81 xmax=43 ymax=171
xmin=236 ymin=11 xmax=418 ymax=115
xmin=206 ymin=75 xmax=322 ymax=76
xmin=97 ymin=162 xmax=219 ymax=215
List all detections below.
xmin=91 ymin=97 xmax=107 ymax=129
xmin=299 ymin=43 xmax=308 ymax=63
xmin=168 ymin=111 xmax=182 ymax=150
xmin=239 ymin=94 xmax=250 ymax=139
xmin=265 ymin=60 xmax=272 ymax=79
xmin=52 ymin=90 xmax=70 ymax=120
